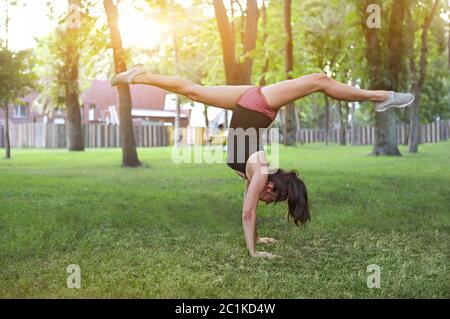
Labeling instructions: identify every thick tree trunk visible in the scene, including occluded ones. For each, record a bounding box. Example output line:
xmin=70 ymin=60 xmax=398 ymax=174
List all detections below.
xmin=104 ymin=0 xmax=140 ymax=167
xmin=213 ymin=0 xmax=259 ymax=86
xmin=362 ymin=0 xmax=403 ymax=156
xmin=373 ymin=112 xmax=401 ymax=156
xmin=214 ymin=0 xmax=259 ymax=131
xmin=5 ymin=106 xmax=11 ymax=159
xmin=214 ymin=0 xmax=239 ymax=85
xmin=284 ymin=0 xmax=297 ymax=146
xmin=65 ymin=87 xmax=84 ymax=151
xmin=372 ymin=0 xmax=406 ymax=156
xmin=408 ymin=0 xmax=439 ymax=153
xmin=65 ymin=0 xmax=84 ymax=151
xmin=284 ymin=104 xmax=296 ymax=145
xmin=240 ymin=0 xmax=259 ymax=85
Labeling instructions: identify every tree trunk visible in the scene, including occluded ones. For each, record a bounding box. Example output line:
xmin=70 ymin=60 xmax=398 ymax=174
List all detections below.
xmin=345 ymin=103 xmax=350 ymax=145
xmin=408 ymin=92 xmax=421 ymax=152
xmin=338 ymin=101 xmax=346 ymax=146
xmin=65 ymin=0 xmax=84 ymax=151
xmin=240 ymin=0 xmax=259 ymax=85
xmin=4 ymin=2 xmax=11 ymax=159
xmin=324 ymin=95 xmax=331 ymax=145
xmin=311 ymin=94 xmax=319 ymax=129
xmin=284 ymin=0 xmax=297 ymax=146
xmin=104 ymin=0 xmax=140 ymax=167
xmin=213 ymin=0 xmax=259 ymax=86
xmin=362 ymin=0 xmax=403 ymax=156
xmin=259 ymin=0 xmax=269 ymax=86
xmin=5 ymin=106 xmax=11 ymax=159
xmin=64 ymin=0 xmax=84 ymax=151
xmin=295 ymin=106 xmax=303 ymax=144
xmin=5 ymin=1 xmax=9 ymax=50
xmin=387 ymin=0 xmax=407 ymax=92
xmin=373 ymin=112 xmax=401 ymax=156
xmin=214 ymin=0 xmax=259 ymax=131
xmin=372 ymin=0 xmax=406 ymax=156
xmin=408 ymin=0 xmax=439 ymax=153
xmin=174 ymin=95 xmax=182 ymax=146
xmin=65 ymin=85 xmax=84 ymax=151
xmin=172 ymin=29 xmax=182 ymax=148
xmin=203 ymin=104 xmax=210 ymax=143
xmin=284 ymin=104 xmax=296 ymax=145
xmin=351 ymin=101 xmax=357 ymax=145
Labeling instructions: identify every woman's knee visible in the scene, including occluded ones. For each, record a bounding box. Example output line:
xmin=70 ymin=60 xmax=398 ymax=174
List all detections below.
xmin=310 ymin=73 xmax=332 ymax=92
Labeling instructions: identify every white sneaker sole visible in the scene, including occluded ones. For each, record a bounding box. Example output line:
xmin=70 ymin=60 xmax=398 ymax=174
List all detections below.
xmin=375 ymin=95 xmax=415 ymax=112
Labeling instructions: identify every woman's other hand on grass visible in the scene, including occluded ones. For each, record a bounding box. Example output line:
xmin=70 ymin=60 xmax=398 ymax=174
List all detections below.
xmin=257 ymin=237 xmax=279 ymax=245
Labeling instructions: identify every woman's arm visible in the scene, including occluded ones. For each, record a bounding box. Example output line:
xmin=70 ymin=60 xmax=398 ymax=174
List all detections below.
xmin=243 ymin=181 xmax=259 ymax=243
xmin=242 ymin=174 xmax=278 ymax=259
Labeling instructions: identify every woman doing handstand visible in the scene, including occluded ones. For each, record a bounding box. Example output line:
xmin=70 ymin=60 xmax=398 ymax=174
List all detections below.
xmin=111 ymin=65 xmax=414 ymax=259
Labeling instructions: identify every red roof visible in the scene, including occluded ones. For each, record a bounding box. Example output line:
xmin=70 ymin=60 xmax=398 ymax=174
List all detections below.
xmin=81 ymin=80 xmax=167 ymax=112
xmin=22 ymin=92 xmax=39 ymax=104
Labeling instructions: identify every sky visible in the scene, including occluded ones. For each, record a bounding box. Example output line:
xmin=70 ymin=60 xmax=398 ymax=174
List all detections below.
xmin=0 ymin=0 xmax=195 ymax=51
xmin=0 ymin=1 xmax=65 ymax=50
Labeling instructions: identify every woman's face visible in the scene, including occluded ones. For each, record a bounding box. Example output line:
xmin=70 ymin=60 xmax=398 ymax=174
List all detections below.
xmin=259 ymin=182 xmax=277 ymax=204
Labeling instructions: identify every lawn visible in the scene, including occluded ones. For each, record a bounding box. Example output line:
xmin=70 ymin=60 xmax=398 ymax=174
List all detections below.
xmin=0 ymin=142 xmax=449 ymax=298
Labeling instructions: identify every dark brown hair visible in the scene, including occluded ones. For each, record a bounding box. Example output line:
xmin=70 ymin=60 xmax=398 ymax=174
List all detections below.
xmin=268 ymin=169 xmax=310 ymax=225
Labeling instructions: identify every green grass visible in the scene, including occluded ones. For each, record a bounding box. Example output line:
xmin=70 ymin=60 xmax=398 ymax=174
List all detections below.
xmin=0 ymin=142 xmax=449 ymax=298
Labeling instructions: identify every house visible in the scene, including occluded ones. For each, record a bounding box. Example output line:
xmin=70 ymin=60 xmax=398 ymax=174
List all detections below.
xmin=0 ymin=80 xmax=191 ymax=127
xmin=0 ymin=92 xmax=41 ymax=125
xmin=81 ymin=80 xmax=190 ymax=126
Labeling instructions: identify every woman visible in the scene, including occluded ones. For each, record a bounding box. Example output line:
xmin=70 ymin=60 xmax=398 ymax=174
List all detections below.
xmin=111 ymin=65 xmax=414 ymax=259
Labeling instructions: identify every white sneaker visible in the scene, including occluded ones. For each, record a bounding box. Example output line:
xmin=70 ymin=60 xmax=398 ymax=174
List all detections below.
xmin=110 ymin=64 xmax=145 ymax=86
xmin=375 ymin=92 xmax=415 ymax=112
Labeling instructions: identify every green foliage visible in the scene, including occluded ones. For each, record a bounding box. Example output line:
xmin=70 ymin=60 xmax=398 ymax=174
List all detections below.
xmin=0 ymin=47 xmax=36 ymax=108
xmin=421 ymin=58 xmax=450 ymax=121
xmin=141 ymin=0 xmax=225 ymax=99
xmin=34 ymin=0 xmax=109 ymax=112
xmin=14 ymin=0 xmax=450 ymax=124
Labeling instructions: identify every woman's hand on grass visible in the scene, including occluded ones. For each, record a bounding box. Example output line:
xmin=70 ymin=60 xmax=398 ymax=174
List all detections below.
xmin=251 ymin=251 xmax=280 ymax=259
xmin=257 ymin=237 xmax=279 ymax=245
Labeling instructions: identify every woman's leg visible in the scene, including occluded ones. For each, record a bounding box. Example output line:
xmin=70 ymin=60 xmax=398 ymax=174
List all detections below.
xmin=133 ymin=72 xmax=253 ymax=110
xmin=261 ymin=73 xmax=390 ymax=111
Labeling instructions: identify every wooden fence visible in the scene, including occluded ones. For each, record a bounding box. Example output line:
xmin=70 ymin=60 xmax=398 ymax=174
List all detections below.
xmin=0 ymin=121 xmax=448 ymax=149
xmin=0 ymin=123 xmax=169 ymax=149
xmin=298 ymin=121 xmax=450 ymax=145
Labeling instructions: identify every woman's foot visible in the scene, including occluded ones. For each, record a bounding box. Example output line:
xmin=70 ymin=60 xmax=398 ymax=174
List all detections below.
xmin=375 ymin=92 xmax=415 ymax=112
xmin=110 ymin=64 xmax=146 ymax=86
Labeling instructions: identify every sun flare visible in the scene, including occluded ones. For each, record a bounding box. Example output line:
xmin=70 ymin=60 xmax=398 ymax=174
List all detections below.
xmin=118 ymin=5 xmax=165 ymax=49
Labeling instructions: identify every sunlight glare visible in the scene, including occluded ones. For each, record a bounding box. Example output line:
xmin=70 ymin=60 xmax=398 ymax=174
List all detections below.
xmin=118 ymin=5 xmax=164 ymax=49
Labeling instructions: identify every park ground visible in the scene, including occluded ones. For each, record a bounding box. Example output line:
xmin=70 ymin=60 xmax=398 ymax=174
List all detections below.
xmin=0 ymin=142 xmax=449 ymax=298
